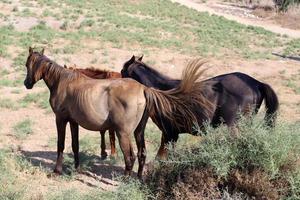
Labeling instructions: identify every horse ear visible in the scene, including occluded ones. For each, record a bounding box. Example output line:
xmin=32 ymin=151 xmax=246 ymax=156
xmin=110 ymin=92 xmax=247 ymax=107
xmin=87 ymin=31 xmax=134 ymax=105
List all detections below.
xmin=29 ymin=47 xmax=33 ymax=54
xmin=40 ymin=48 xmax=45 ymax=55
xmin=138 ymin=54 xmax=143 ymax=61
xmin=130 ymin=55 xmax=135 ymax=62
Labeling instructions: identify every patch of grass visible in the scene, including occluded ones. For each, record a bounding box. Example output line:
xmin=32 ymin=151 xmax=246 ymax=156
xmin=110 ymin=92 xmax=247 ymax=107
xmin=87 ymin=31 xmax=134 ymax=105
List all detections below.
xmin=0 ymin=98 xmax=18 ymax=110
xmin=17 ymin=21 xmax=57 ymax=49
xmin=0 ymin=69 xmax=10 ymax=76
xmin=0 ymin=25 xmax=16 ymax=57
xmin=13 ymin=119 xmax=33 ymax=139
xmin=13 ymin=50 xmax=28 ymax=70
xmin=60 ymin=21 xmax=69 ymax=30
xmin=12 ymin=0 xmax=294 ymax=59
xmin=19 ymin=91 xmax=51 ymax=111
xmin=283 ymin=38 xmax=300 ymax=56
xmin=0 ymin=78 xmax=23 ymax=87
xmin=0 ymin=150 xmax=26 ymax=199
xmin=47 ymin=178 xmax=152 ymax=200
xmin=42 ymin=8 xmax=55 ymax=17
xmin=11 ymin=89 xmax=22 ymax=94
xmin=79 ymin=135 xmax=99 ymax=155
xmin=286 ymin=79 xmax=300 ymax=94
xmin=0 ymin=149 xmax=39 ymax=199
xmin=79 ymin=19 xmax=95 ymax=28
xmin=47 ymin=137 xmax=56 ymax=148
xmin=285 ymin=72 xmax=300 ymax=94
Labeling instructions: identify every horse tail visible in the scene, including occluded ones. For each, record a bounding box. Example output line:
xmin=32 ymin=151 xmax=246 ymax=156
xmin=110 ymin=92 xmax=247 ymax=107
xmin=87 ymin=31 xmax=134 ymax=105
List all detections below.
xmin=144 ymin=59 xmax=213 ymax=133
xmin=261 ymin=83 xmax=279 ymax=127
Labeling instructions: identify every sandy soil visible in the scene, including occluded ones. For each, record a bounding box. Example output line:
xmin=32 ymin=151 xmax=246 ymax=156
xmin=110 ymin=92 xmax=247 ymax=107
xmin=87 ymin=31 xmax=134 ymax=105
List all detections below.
xmin=172 ymin=0 xmax=300 ymax=38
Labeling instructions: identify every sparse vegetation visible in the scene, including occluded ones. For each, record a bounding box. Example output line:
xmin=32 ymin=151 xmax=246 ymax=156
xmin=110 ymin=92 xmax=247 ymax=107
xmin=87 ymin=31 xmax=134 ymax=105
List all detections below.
xmin=0 ymin=98 xmax=17 ymax=110
xmin=13 ymin=119 xmax=33 ymax=139
xmin=19 ymin=91 xmax=51 ymax=111
xmin=0 ymin=78 xmax=23 ymax=87
xmin=283 ymin=38 xmax=300 ymax=56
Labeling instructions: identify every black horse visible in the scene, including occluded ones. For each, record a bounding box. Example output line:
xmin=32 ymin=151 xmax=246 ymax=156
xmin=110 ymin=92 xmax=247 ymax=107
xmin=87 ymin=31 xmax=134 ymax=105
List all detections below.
xmin=121 ymin=56 xmax=279 ymax=159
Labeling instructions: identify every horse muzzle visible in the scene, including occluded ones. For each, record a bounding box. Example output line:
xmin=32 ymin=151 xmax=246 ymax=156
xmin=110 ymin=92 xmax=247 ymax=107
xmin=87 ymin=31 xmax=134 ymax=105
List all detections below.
xmin=24 ymin=79 xmax=33 ymax=89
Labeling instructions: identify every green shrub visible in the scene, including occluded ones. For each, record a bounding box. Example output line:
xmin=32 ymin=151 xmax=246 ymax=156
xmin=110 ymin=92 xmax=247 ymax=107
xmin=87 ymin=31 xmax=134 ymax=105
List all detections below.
xmin=146 ymin=115 xmax=300 ymax=199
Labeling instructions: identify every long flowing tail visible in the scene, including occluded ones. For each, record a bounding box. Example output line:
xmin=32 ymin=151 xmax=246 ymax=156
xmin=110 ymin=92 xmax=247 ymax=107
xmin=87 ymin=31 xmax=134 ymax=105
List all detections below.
xmin=144 ymin=59 xmax=213 ymax=133
xmin=261 ymin=83 xmax=279 ymax=127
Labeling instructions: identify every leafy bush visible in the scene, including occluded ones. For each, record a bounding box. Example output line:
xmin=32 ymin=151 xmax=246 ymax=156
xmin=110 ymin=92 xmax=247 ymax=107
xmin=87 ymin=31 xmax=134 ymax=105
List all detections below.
xmin=145 ymin=116 xmax=300 ymax=199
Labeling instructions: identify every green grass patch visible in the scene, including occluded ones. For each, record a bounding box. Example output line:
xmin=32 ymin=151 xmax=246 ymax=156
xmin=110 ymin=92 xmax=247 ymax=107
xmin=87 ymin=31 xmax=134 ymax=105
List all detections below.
xmin=0 ymin=78 xmax=23 ymax=87
xmin=0 ymin=25 xmax=16 ymax=57
xmin=0 ymin=98 xmax=18 ymax=110
xmin=285 ymin=72 xmax=300 ymax=94
xmin=13 ymin=119 xmax=33 ymax=139
xmin=0 ymin=149 xmax=39 ymax=199
xmin=283 ymin=38 xmax=300 ymax=56
xmin=286 ymin=79 xmax=300 ymax=94
xmin=0 ymin=69 xmax=10 ymax=76
xmin=11 ymin=0 xmax=296 ymax=59
xmin=47 ymin=178 xmax=152 ymax=200
xmin=79 ymin=135 xmax=99 ymax=155
xmin=19 ymin=91 xmax=51 ymax=111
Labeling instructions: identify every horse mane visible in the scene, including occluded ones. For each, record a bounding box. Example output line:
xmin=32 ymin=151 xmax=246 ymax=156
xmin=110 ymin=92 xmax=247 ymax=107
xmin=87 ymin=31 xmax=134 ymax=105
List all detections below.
xmin=133 ymin=60 xmax=177 ymax=81
xmin=33 ymin=55 xmax=83 ymax=83
xmin=64 ymin=64 xmax=121 ymax=79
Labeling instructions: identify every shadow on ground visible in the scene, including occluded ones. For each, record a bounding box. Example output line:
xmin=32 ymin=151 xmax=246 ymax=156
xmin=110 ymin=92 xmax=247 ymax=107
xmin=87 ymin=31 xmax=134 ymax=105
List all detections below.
xmin=21 ymin=150 xmax=128 ymax=180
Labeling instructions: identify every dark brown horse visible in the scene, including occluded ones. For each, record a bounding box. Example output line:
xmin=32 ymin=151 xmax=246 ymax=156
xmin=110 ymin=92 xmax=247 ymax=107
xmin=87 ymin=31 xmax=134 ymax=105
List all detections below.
xmin=64 ymin=64 xmax=121 ymax=159
xmin=121 ymin=56 xmax=279 ymax=159
xmin=24 ymin=48 xmax=210 ymax=178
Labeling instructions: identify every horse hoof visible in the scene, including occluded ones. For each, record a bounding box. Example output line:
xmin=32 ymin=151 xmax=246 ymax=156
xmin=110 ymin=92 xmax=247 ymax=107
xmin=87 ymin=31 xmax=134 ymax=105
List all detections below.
xmin=75 ymin=167 xmax=83 ymax=174
xmin=53 ymin=168 xmax=62 ymax=175
xmin=110 ymin=154 xmax=117 ymax=160
xmin=101 ymin=154 xmax=108 ymax=160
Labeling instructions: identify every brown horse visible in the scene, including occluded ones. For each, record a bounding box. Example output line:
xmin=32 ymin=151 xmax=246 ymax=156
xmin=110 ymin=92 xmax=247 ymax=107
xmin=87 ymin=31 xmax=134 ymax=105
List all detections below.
xmin=64 ymin=64 xmax=121 ymax=159
xmin=24 ymin=47 xmax=210 ymax=178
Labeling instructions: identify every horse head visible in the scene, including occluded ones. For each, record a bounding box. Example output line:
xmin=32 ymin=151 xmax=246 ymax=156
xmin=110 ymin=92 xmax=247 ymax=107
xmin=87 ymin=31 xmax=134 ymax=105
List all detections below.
xmin=24 ymin=47 xmax=46 ymax=89
xmin=121 ymin=55 xmax=144 ymax=78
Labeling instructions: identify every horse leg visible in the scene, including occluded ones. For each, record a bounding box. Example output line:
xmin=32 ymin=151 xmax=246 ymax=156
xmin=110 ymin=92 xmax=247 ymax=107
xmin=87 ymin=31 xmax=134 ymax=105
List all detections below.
xmin=109 ymin=129 xmax=116 ymax=158
xmin=54 ymin=117 xmax=67 ymax=174
xmin=156 ymin=134 xmax=168 ymax=160
xmin=156 ymin=132 xmax=179 ymax=160
xmin=134 ymin=113 xmax=148 ymax=179
xmin=100 ymin=130 xmax=108 ymax=159
xmin=116 ymin=131 xmax=135 ymax=176
xmin=70 ymin=121 xmax=79 ymax=170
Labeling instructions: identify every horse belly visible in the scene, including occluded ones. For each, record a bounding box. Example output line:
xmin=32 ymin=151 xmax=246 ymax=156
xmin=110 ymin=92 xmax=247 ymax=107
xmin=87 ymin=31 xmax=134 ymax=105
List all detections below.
xmin=69 ymin=92 xmax=110 ymax=131
xmin=74 ymin=112 xmax=109 ymax=131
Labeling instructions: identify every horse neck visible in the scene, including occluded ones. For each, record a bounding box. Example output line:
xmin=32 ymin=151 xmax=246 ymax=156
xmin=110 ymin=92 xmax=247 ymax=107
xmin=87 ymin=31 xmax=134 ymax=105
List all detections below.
xmin=139 ymin=66 xmax=180 ymax=89
xmin=41 ymin=61 xmax=66 ymax=90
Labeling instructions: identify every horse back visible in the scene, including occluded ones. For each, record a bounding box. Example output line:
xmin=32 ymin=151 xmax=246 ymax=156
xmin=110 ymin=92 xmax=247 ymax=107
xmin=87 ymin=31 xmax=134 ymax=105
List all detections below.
xmin=206 ymin=72 xmax=265 ymax=126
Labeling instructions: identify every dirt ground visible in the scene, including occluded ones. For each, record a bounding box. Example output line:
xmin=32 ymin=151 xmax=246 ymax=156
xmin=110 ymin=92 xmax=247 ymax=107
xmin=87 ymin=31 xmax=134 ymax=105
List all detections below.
xmin=172 ymin=0 xmax=300 ymax=38
xmin=0 ymin=0 xmax=300 ymax=195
